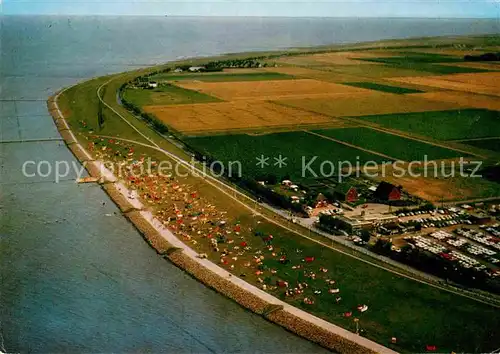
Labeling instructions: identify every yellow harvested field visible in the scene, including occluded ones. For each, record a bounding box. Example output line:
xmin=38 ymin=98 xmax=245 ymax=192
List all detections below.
xmin=435 ymin=72 xmax=500 ymax=88
xmin=144 ymin=101 xmax=342 ymax=134
xmin=263 ymin=66 xmax=365 ymax=83
xmin=276 ymin=92 xmax=466 ymax=117
xmin=390 ymin=72 xmax=500 ymax=96
xmin=439 ymin=62 xmax=500 ymax=71
xmin=414 ymin=91 xmax=500 ymax=111
xmin=176 ymin=79 xmax=369 ymax=100
xmin=276 ymin=51 xmax=395 ymax=66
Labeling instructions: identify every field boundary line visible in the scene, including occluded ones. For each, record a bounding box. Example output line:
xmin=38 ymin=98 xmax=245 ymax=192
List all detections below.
xmin=273 ymin=97 xmax=487 ymax=159
xmin=451 ymin=136 xmax=500 ymax=142
xmin=95 ymin=76 xmax=500 ymax=309
xmin=305 ymin=130 xmax=399 ymax=161
xmin=343 ymin=118 xmax=487 ymax=159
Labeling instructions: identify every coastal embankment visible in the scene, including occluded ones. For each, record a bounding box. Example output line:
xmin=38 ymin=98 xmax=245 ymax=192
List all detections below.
xmin=47 ymin=90 xmax=398 ymax=354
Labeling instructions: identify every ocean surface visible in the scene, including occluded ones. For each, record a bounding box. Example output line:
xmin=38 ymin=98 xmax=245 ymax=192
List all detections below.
xmin=1 ymin=16 xmax=499 ymax=353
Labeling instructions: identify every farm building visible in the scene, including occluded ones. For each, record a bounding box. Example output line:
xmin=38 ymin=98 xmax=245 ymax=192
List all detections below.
xmin=334 ymin=183 xmax=358 ymax=203
xmin=148 ymin=81 xmax=158 ymax=88
xmin=374 ymin=181 xmax=401 ymax=201
xmin=189 ymin=66 xmax=205 ymax=72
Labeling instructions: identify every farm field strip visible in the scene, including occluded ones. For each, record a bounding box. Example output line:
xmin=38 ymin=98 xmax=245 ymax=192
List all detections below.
xmin=414 ymin=91 xmax=500 ymax=111
xmin=427 ymin=71 xmax=500 ymax=88
xmin=310 ymin=127 xmax=469 ymax=161
xmin=389 ymin=75 xmax=500 ymax=97
xmin=143 ymin=100 xmax=339 ymax=134
xmin=343 ymin=81 xmax=424 ymax=94
xmin=353 ymin=54 xmax=490 ymax=75
xmin=275 ymin=51 xmax=397 ymax=66
xmin=176 ymin=78 xmax=370 ymax=100
xmin=263 ymin=66 xmax=375 ymax=83
xmin=122 ymin=84 xmax=221 ymax=106
xmin=275 ymin=91 xmax=467 ymax=118
xmin=183 ymin=121 xmax=359 ymax=137
xmin=305 ymin=130 xmax=399 ymax=161
xmin=356 ymin=108 xmax=500 ymax=142
xmin=460 ymin=138 xmax=500 ymax=153
xmin=438 ymin=62 xmax=500 ymax=71
xmin=151 ymin=71 xmax=295 ymax=82
xmin=185 ymin=131 xmax=391 ymax=182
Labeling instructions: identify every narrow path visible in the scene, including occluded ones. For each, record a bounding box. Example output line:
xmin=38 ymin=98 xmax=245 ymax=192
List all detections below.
xmin=92 ymin=77 xmax=500 ymax=308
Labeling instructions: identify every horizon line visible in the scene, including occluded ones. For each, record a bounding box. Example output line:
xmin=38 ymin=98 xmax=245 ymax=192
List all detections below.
xmin=2 ymin=14 xmax=500 ymax=20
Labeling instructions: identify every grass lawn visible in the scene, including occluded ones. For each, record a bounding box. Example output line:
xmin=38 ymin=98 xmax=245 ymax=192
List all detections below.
xmin=343 ymin=82 xmax=424 ymax=94
xmin=462 ymin=138 xmax=500 ymax=152
xmin=312 ymin=127 xmax=468 ymax=161
xmin=150 ymin=71 xmax=294 ymax=82
xmin=122 ymin=84 xmax=221 ymax=106
xmin=358 ymin=109 xmax=500 ymax=141
xmin=184 ymin=131 xmax=390 ymax=183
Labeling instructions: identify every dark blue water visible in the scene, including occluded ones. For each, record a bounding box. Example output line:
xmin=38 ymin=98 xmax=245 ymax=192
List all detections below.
xmin=1 ymin=16 xmax=499 ymax=353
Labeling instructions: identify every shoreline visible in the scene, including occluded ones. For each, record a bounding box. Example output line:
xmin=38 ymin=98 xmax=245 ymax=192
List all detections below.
xmin=48 ymin=88 xmax=398 ymax=353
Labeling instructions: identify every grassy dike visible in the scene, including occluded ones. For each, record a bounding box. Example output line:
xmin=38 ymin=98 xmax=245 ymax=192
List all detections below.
xmin=48 ymin=81 xmax=390 ymax=354
xmin=49 ymin=38 xmax=500 ymax=353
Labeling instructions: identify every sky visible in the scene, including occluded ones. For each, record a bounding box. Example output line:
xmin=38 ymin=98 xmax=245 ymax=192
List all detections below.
xmin=2 ymin=0 xmax=500 ymax=18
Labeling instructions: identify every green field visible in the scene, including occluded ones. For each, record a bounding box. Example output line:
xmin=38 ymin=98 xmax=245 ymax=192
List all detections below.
xmin=363 ymin=52 xmax=464 ymax=64
xmin=343 ymin=82 xmax=424 ymax=94
xmin=312 ymin=127 xmax=468 ymax=161
xmin=320 ymin=64 xmax=435 ymax=78
xmin=122 ymin=84 xmax=221 ymax=106
xmin=462 ymin=138 xmax=500 ymax=152
xmin=150 ymin=71 xmax=294 ymax=82
xmin=185 ymin=131 xmax=391 ymax=182
xmin=358 ymin=109 xmax=500 ymax=140
xmin=355 ymin=52 xmax=489 ymax=74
